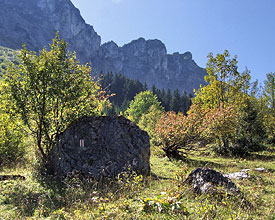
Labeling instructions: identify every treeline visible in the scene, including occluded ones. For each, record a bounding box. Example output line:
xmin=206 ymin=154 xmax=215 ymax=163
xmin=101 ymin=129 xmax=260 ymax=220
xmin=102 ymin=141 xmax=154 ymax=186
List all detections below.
xmin=100 ymin=72 xmax=192 ymax=114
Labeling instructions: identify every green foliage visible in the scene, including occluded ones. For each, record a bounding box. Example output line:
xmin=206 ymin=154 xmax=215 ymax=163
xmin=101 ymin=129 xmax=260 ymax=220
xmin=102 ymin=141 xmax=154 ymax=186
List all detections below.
xmin=263 ymin=72 xmax=275 ymax=143
xmin=194 ymin=50 xmax=250 ymax=109
xmin=4 ymin=33 xmax=108 ymax=161
xmin=0 ymin=80 xmax=26 ymax=166
xmin=101 ymin=73 xmax=193 ymax=115
xmin=192 ymin=50 xmax=267 ymax=156
xmin=141 ymin=192 xmax=188 ymax=215
xmin=264 ymin=72 xmax=275 ymax=111
xmin=0 ymin=46 xmax=19 ymax=78
xmin=155 ymin=104 xmax=207 ymax=159
xmin=125 ymin=90 xmax=163 ymax=124
xmin=138 ymin=105 xmax=163 ymax=146
xmin=229 ymin=98 xmax=267 ymax=156
xmin=101 ymin=73 xmax=147 ymax=114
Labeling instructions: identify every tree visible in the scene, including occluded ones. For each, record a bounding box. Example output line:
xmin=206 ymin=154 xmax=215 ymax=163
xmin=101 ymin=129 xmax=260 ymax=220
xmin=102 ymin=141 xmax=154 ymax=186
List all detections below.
xmin=5 ymin=33 xmax=108 ymax=160
xmin=170 ymin=89 xmax=181 ymax=113
xmin=264 ymin=72 xmax=275 ymax=112
xmin=263 ymin=72 xmax=275 ymax=142
xmin=194 ymin=50 xmax=250 ymax=109
xmin=230 ymin=97 xmax=266 ymax=156
xmin=164 ymin=88 xmax=172 ymax=111
xmin=125 ymin=91 xmax=163 ymax=124
xmin=192 ymin=50 xmax=255 ymax=153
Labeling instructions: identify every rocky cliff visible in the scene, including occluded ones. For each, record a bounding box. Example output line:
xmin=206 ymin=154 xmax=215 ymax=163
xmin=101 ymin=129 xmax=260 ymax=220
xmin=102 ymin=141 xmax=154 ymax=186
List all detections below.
xmin=0 ymin=0 xmax=206 ymax=93
xmin=0 ymin=0 xmax=101 ymax=63
xmin=92 ymin=38 xmax=206 ymax=93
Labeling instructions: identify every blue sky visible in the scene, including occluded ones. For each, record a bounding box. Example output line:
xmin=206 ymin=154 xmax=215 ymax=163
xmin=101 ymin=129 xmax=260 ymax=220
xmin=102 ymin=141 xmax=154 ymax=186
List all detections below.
xmin=71 ymin=0 xmax=275 ymax=83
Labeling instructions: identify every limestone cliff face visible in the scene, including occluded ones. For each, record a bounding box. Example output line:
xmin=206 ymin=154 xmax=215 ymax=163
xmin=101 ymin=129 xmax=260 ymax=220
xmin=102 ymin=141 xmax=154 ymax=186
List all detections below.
xmin=0 ymin=0 xmax=206 ymax=93
xmin=0 ymin=0 xmax=101 ymax=62
xmin=91 ymin=38 xmax=206 ymax=93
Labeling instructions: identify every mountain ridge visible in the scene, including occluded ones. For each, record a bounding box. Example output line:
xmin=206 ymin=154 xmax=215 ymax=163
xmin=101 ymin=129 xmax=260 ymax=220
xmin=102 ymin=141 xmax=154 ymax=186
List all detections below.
xmin=0 ymin=0 xmax=206 ymax=93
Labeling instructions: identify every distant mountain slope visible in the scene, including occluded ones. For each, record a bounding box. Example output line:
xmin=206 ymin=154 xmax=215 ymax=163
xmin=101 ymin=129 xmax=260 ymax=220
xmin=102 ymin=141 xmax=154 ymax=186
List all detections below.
xmin=92 ymin=39 xmax=206 ymax=93
xmin=0 ymin=0 xmax=206 ymax=93
xmin=0 ymin=46 xmax=19 ymax=77
xmin=0 ymin=0 xmax=100 ymax=63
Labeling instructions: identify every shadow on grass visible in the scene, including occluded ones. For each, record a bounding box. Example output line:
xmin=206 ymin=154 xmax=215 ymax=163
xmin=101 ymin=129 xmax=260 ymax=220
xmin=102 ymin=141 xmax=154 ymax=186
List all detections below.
xmin=246 ymin=153 xmax=275 ymax=161
xmin=0 ymin=177 xmax=66 ymax=218
xmin=150 ymin=172 xmax=172 ymax=180
xmin=166 ymin=153 xmax=228 ymax=170
xmin=181 ymin=157 xmax=227 ymax=169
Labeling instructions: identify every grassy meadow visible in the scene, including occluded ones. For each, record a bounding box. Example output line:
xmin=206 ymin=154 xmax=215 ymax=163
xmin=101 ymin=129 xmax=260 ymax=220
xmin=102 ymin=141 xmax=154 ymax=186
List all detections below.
xmin=0 ymin=145 xmax=274 ymax=220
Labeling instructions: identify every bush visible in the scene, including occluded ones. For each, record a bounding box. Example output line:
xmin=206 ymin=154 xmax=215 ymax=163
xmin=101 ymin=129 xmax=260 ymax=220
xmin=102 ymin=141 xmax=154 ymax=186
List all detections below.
xmin=125 ymin=91 xmax=163 ymax=124
xmin=211 ymin=99 xmax=266 ymax=156
xmin=0 ymin=112 xmax=26 ymax=166
xmin=0 ymin=80 xmax=26 ymax=167
xmin=138 ymin=105 xmax=163 ymax=146
xmin=155 ymin=104 xmax=206 ymax=159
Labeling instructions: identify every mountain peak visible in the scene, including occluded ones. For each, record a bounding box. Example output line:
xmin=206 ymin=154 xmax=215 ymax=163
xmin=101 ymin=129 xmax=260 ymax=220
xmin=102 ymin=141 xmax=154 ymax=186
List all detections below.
xmin=0 ymin=0 xmax=206 ymax=93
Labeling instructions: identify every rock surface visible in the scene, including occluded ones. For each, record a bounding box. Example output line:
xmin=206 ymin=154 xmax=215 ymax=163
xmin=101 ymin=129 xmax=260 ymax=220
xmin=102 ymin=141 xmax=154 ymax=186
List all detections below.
xmin=0 ymin=0 xmax=101 ymax=63
xmin=48 ymin=116 xmax=150 ymax=179
xmin=185 ymin=168 xmax=240 ymax=194
xmin=92 ymin=39 xmax=206 ymax=93
xmin=224 ymin=171 xmax=250 ymax=180
xmin=0 ymin=0 xmax=206 ymax=93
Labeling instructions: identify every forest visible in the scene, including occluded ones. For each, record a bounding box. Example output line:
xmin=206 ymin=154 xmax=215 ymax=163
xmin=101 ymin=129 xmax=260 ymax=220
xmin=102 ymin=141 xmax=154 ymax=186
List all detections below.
xmin=0 ymin=35 xmax=274 ymax=219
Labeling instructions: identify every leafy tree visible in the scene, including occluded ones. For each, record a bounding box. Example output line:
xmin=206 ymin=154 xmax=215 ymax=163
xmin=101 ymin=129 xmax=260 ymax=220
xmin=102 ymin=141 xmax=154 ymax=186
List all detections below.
xmin=192 ymin=50 xmax=257 ymax=154
xmin=194 ymin=50 xmax=250 ymax=109
xmin=4 ymin=34 xmax=108 ymax=161
xmin=0 ymin=46 xmax=20 ymax=78
xmin=229 ymin=98 xmax=266 ymax=156
xmin=264 ymin=72 xmax=275 ymax=111
xmin=125 ymin=91 xmax=163 ymax=124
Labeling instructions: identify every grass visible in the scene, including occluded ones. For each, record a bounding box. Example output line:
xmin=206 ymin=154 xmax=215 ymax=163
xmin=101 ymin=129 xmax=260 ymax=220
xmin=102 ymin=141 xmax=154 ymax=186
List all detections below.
xmin=0 ymin=146 xmax=275 ymax=219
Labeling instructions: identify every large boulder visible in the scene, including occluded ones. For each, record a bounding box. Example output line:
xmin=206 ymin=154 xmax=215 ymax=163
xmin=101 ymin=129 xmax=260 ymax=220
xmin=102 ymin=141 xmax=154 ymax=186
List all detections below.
xmin=48 ymin=116 xmax=150 ymax=179
xmin=185 ymin=168 xmax=240 ymax=194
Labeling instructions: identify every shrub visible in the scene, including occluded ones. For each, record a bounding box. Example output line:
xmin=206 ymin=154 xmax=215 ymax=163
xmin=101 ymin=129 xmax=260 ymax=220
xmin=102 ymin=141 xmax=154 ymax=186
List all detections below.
xmin=155 ymin=104 xmax=207 ymax=159
xmin=0 ymin=80 xmax=26 ymax=166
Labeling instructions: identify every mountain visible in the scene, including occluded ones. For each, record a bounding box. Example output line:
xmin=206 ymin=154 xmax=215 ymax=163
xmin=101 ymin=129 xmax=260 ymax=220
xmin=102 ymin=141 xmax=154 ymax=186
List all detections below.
xmin=0 ymin=0 xmax=100 ymax=63
xmin=0 ymin=46 xmax=19 ymax=77
xmin=0 ymin=0 xmax=206 ymax=93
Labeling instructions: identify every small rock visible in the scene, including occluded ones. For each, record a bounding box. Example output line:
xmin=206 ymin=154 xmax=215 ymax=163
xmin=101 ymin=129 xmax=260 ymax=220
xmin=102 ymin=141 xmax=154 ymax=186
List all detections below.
xmin=185 ymin=168 xmax=240 ymax=194
xmin=254 ymin=168 xmax=266 ymax=172
xmin=224 ymin=172 xmax=250 ymax=180
xmin=240 ymin=169 xmax=250 ymax=172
